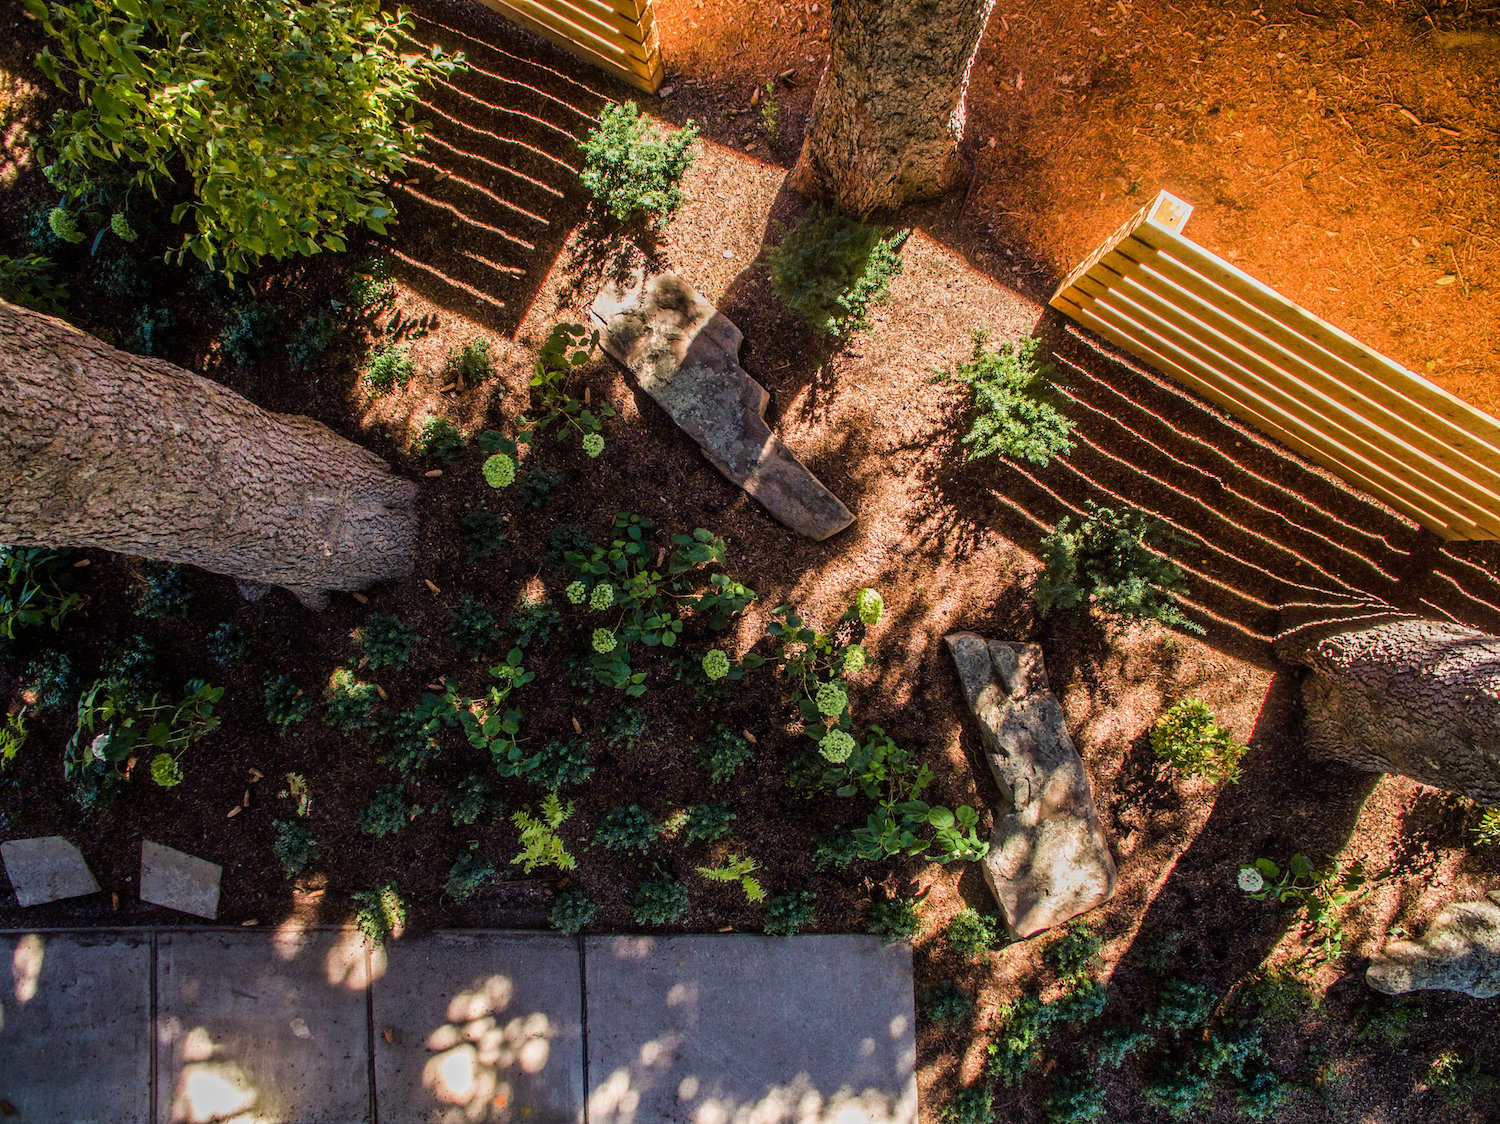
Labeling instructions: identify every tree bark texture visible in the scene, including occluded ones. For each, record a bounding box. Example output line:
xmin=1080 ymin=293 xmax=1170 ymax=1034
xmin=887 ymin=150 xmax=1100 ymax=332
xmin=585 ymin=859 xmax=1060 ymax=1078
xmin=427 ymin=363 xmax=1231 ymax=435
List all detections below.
xmin=1275 ymin=615 xmax=1500 ymax=805
xmin=0 ymin=300 xmax=418 ymax=606
xmin=791 ymin=0 xmax=995 ymax=213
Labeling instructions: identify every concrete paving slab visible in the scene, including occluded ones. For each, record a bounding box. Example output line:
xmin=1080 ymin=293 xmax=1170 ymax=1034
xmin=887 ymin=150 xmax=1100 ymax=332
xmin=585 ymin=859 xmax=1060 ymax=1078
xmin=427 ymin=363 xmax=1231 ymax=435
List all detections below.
xmin=373 ymin=932 xmax=584 ymax=1124
xmin=0 ymin=931 xmax=151 ymax=1123
xmin=140 ymin=840 xmax=222 ymax=919
xmin=584 ymin=935 xmax=917 ymax=1124
xmin=2 ymin=836 xmax=100 ymax=906
xmin=157 ymin=929 xmax=371 ymax=1124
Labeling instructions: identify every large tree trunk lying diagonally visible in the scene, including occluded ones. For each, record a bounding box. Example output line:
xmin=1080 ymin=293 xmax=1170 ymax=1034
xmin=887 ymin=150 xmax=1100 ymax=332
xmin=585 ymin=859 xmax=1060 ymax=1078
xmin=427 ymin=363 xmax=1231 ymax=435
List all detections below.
xmin=1275 ymin=614 xmax=1500 ymax=806
xmin=0 ymin=300 xmax=417 ymax=607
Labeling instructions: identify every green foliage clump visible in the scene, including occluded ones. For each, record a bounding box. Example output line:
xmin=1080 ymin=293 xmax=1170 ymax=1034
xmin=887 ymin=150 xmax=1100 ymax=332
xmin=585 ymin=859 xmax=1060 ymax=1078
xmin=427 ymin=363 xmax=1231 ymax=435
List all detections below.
xmin=272 ymin=820 xmax=317 ymax=878
xmin=0 ymin=253 xmax=69 ymax=312
xmin=531 ymin=739 xmax=594 ymax=790
xmin=1426 ymin=1050 xmax=1495 ymax=1105
xmin=948 ymin=907 xmax=1002 ymax=960
xmin=0 ymin=547 xmax=82 ymax=640
xmin=696 ymin=853 xmax=765 ymax=902
xmin=697 ymin=726 xmax=753 ymax=785
xmin=769 ymin=208 xmax=907 ymax=340
xmin=360 ymin=784 xmax=411 ymax=838
xmin=1473 ymin=805 xmax=1500 ymax=846
xmin=937 ymin=334 xmax=1074 ymax=466
xmin=1047 ymin=1075 xmax=1106 ymax=1123
xmin=323 ymin=667 xmax=381 ymax=734
xmin=134 ymin=564 xmax=191 ymax=619
xmin=25 ymin=652 xmax=78 ymax=712
xmin=444 ymin=337 xmax=495 ymax=386
xmin=866 ymin=890 xmax=922 ymax=942
xmin=922 ymin=981 xmax=974 ymax=1025
xmin=763 ymin=890 xmax=817 ymax=936
xmin=1035 ymin=501 xmax=1201 ymax=634
xmin=458 ymin=509 xmax=507 ymax=563
xmin=445 ymin=594 xmax=496 ymax=656
xmin=64 ymin=677 xmax=222 ymax=807
xmin=288 ymin=310 xmax=339 ymax=371
xmin=595 ymin=804 xmax=660 ymax=853
xmin=1 ymin=710 xmax=29 ymax=771
xmin=353 ymin=883 xmax=406 ymax=945
xmin=508 ymin=596 xmax=561 ymax=649
xmin=1240 ymin=853 xmax=1366 ymax=960
xmin=528 ymin=323 xmax=615 ymax=449
xmin=683 ymin=803 xmax=736 ymax=845
xmin=550 ymin=890 xmax=598 ymax=934
xmin=580 ymin=101 xmax=698 ymax=224
xmin=356 ymin=613 xmax=419 ymax=670
xmin=206 ymin=622 xmax=248 ymax=667
xmin=414 ymin=416 xmax=465 ymax=464
xmin=362 ymin=343 xmax=413 ymax=395
xmin=216 ymin=301 xmax=279 ymax=367
xmin=515 ymin=464 xmax=563 ymax=509
xmin=384 ymin=701 xmax=445 ymax=775
xmin=26 ymin=0 xmax=460 ymax=277
xmin=633 ymin=878 xmax=689 ymax=926
xmin=759 ymin=81 xmax=779 ymax=142
xmin=449 ymin=774 xmax=501 ymax=826
xmin=1151 ymin=699 xmax=1248 ymax=783
xmin=941 ymin=1086 xmax=995 ymax=1124
xmin=264 ymin=675 xmax=311 ymax=733
xmin=443 ymin=850 xmax=495 ymax=902
xmin=348 ymin=256 xmax=395 ymax=312
xmin=603 ymin=705 xmax=646 ymax=748
xmin=511 ymin=794 xmax=576 ymax=873
xmin=986 ymin=980 xmax=1108 ymax=1088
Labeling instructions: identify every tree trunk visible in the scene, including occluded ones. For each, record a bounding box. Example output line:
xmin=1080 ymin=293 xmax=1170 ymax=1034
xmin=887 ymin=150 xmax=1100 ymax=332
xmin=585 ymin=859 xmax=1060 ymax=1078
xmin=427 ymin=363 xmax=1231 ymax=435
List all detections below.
xmin=1275 ymin=614 xmax=1500 ymax=805
xmin=0 ymin=300 xmax=417 ymax=607
xmin=790 ymin=0 xmax=995 ymax=213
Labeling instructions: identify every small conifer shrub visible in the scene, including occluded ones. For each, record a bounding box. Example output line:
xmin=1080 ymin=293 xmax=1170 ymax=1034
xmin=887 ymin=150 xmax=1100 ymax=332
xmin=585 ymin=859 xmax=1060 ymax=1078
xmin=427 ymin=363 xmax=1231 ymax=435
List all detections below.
xmin=769 ymin=208 xmax=908 ymax=340
xmin=580 ymin=102 xmax=699 ymax=224
xmin=937 ymin=334 xmax=1074 ymax=466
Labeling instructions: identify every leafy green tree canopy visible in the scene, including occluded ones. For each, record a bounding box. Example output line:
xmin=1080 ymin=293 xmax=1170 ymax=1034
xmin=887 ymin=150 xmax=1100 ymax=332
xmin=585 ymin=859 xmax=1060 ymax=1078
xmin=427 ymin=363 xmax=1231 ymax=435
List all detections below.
xmin=24 ymin=0 xmax=461 ymax=276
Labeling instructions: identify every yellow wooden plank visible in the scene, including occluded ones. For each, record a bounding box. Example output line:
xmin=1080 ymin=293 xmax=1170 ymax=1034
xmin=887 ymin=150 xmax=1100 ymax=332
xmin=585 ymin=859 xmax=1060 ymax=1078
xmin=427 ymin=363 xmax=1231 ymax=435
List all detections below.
xmin=473 ymin=0 xmax=661 ymax=90
xmin=1066 ymin=286 xmax=1491 ymax=538
xmin=1096 ymin=260 xmax=1500 ymax=514
xmin=506 ymin=0 xmax=658 ymax=64
xmin=549 ymin=0 xmax=654 ymax=46
xmin=1078 ymin=276 xmax=1500 ymax=538
xmin=1132 ymin=221 xmax=1500 ymax=439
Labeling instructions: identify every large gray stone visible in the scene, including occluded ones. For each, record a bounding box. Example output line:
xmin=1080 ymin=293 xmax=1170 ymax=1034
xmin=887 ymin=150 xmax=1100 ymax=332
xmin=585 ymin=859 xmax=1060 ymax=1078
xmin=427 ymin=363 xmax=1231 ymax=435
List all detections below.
xmin=590 ymin=269 xmax=854 ymax=541
xmin=140 ymin=840 xmax=222 ymax=920
xmin=945 ymin=632 xmax=1117 ymax=938
xmin=0 ymin=932 xmax=151 ymax=1122
xmin=584 ymin=934 xmax=915 ymax=1124
xmin=156 ymin=929 xmax=371 ymax=1124
xmin=1 ymin=835 xmax=100 ymax=906
xmin=1367 ymin=891 xmax=1500 ymax=998
xmin=373 ymin=932 xmax=585 ymax=1124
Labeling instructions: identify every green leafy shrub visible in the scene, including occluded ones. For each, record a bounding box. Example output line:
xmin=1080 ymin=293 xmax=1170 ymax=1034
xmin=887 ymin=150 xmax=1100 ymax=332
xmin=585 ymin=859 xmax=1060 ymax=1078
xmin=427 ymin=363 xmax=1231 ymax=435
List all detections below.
xmin=26 ymin=0 xmax=460 ymax=276
xmin=415 ymin=415 xmax=465 ymax=464
xmin=922 ymin=981 xmax=974 ymax=1025
xmin=867 ymin=890 xmax=922 ymax=941
xmin=324 ymin=667 xmax=381 ymax=734
xmin=1047 ymin=1075 xmax=1106 ymax=1123
xmin=134 ymin=564 xmax=191 ymax=619
xmin=511 ymin=794 xmax=577 ymax=873
xmin=698 ymin=726 xmax=753 ymax=785
xmin=206 ymin=622 xmax=248 ymax=667
xmin=764 ymin=890 xmax=817 ymax=936
xmin=531 ymin=739 xmax=594 ymax=790
xmin=459 ymin=509 xmax=507 ymax=563
xmin=1473 ymin=806 xmax=1500 ymax=846
xmin=941 ymin=1086 xmax=995 ymax=1124
xmin=550 ymin=890 xmax=598 ymax=934
xmin=356 ymin=613 xmax=419 ymax=670
xmin=264 ymin=676 xmax=311 ymax=733
xmin=1035 ymin=501 xmax=1202 ymax=634
xmin=25 ymin=651 xmax=78 ymax=712
xmin=1096 ymin=1027 xmax=1152 ymax=1068
xmin=449 ymin=774 xmax=501 ymax=827
xmin=216 ymin=301 xmax=279 ymax=367
xmin=986 ymin=981 xmax=1108 ymax=1087
xmin=697 ymin=853 xmax=765 ymax=902
xmin=0 ymin=253 xmax=69 ymax=312
xmin=596 ymin=804 xmax=660 ymax=853
xmin=683 ymin=803 xmax=736 ymax=844
xmin=1151 ymin=700 xmax=1248 ymax=783
xmin=937 ymin=334 xmax=1074 ymax=466
xmin=948 ymin=907 xmax=1002 ymax=960
xmin=349 ymin=255 xmax=395 ymax=312
xmin=1047 ymin=922 xmax=1104 ymax=983
xmin=603 ymin=704 xmax=645 ymax=748
xmin=529 ymin=323 xmax=615 ymax=450
xmin=443 ymin=850 xmax=495 ymax=903
xmin=444 ymin=337 xmax=495 ymax=386
xmin=384 ymin=702 xmax=445 ymax=774
xmin=508 ymin=596 xmax=561 ymax=649
xmin=445 ymin=595 xmax=497 ymax=656
xmin=1 ymin=709 xmax=29 ymax=771
xmin=360 ymin=784 xmax=411 ymax=838
xmin=272 ymin=820 xmax=317 ymax=878
xmin=288 ymin=310 xmax=338 ymax=371
xmin=580 ymin=101 xmax=698 ymax=224
xmin=769 ymin=208 xmax=908 ymax=340
xmin=759 ymin=81 xmax=779 ymax=142
xmin=1239 ymin=853 xmax=1366 ymax=959
xmin=633 ymin=878 xmax=689 ymax=926
xmin=362 ymin=343 xmax=413 ymax=395
xmin=0 ymin=547 xmax=82 ymax=639
xmin=515 ymin=464 xmax=563 ymax=508
xmin=64 ymin=677 xmax=222 ymax=807
xmin=353 ymin=883 xmax=406 ymax=945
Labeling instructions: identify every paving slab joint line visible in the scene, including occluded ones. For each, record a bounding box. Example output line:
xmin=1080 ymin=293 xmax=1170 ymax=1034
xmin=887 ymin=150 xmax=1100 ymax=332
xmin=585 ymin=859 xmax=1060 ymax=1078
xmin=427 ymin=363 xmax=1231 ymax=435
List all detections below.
xmin=150 ymin=929 xmax=159 ymax=1124
xmin=366 ymin=938 xmax=379 ymax=1124
xmin=577 ymin=933 xmax=590 ymax=1124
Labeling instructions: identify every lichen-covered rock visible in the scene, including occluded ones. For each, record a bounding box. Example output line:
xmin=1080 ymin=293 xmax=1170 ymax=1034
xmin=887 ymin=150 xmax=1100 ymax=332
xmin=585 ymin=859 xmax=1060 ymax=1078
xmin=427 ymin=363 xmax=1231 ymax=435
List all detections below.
xmin=945 ymin=632 xmax=1117 ymax=938
xmin=1366 ymin=892 xmax=1500 ymax=998
xmin=590 ymin=269 xmax=854 ymax=541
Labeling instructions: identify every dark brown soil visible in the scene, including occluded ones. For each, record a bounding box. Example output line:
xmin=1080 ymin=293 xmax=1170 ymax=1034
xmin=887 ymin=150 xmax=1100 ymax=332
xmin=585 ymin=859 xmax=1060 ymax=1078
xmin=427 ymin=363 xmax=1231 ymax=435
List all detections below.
xmin=3 ymin=1 xmax=1500 ymax=1122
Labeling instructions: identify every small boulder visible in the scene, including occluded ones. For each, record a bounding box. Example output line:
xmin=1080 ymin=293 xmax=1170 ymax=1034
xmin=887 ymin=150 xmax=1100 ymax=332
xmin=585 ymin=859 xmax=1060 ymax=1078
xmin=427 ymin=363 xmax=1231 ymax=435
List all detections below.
xmin=945 ymin=632 xmax=1117 ymax=938
xmin=591 ymin=268 xmax=854 ymax=541
xmin=1 ymin=836 xmax=100 ymax=906
xmin=140 ymin=840 xmax=222 ymax=920
xmin=1367 ymin=892 xmax=1500 ymax=998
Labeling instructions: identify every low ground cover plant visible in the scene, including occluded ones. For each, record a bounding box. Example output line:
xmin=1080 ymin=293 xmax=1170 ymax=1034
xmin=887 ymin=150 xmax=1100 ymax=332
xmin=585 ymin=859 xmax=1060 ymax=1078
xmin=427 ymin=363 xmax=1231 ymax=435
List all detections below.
xmin=580 ymin=101 xmax=699 ymax=224
xmin=936 ymin=334 xmax=1075 ymax=466
xmin=769 ymin=208 xmax=908 ymax=340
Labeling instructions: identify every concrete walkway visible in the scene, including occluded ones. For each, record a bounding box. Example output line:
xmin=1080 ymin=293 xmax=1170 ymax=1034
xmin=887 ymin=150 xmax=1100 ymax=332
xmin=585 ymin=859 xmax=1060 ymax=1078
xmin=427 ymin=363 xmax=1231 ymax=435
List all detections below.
xmin=0 ymin=928 xmax=916 ymax=1124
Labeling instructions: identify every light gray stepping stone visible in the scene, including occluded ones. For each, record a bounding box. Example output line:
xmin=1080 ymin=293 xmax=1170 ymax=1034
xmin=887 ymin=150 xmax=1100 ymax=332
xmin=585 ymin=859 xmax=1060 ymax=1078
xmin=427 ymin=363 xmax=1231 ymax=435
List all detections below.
xmin=1 ymin=835 xmax=100 ymax=906
xmin=584 ymin=935 xmax=915 ymax=1124
xmin=373 ymin=932 xmax=584 ymax=1124
xmin=1367 ymin=890 xmax=1500 ymax=998
xmin=946 ymin=633 xmax=1117 ymax=938
xmin=140 ymin=840 xmax=222 ymax=919
xmin=591 ymin=268 xmax=855 ymax=541
xmin=0 ymin=932 xmax=151 ymax=1123
xmin=156 ymin=929 xmax=370 ymax=1124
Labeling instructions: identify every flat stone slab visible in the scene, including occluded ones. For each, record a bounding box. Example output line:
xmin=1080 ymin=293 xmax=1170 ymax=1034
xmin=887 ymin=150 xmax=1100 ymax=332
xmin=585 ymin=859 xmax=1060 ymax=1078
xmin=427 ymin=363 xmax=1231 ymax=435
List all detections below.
xmin=1367 ymin=891 xmax=1500 ymax=998
xmin=0 ymin=932 xmax=151 ymax=1123
xmin=584 ymin=934 xmax=915 ymax=1124
xmin=591 ymin=268 xmax=854 ymax=541
xmin=2 ymin=835 xmax=100 ymax=906
xmin=373 ymin=932 xmax=584 ymax=1124
xmin=140 ymin=840 xmax=222 ymax=920
xmin=157 ymin=929 xmax=371 ymax=1124
xmin=946 ymin=633 xmax=1117 ymax=938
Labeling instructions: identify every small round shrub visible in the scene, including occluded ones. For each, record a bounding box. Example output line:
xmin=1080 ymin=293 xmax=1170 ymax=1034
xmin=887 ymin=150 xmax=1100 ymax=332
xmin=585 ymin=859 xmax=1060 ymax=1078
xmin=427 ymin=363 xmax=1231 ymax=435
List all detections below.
xmin=769 ymin=209 xmax=907 ymax=340
xmin=595 ymin=804 xmax=660 ymax=853
xmin=359 ymin=784 xmax=410 ymax=838
xmin=415 ymin=416 xmax=465 ymax=464
xmin=531 ymin=739 xmax=594 ymax=790
xmin=580 ymin=102 xmax=699 ymax=224
xmin=323 ymin=668 xmax=381 ymax=734
xmin=921 ymin=980 xmax=974 ymax=1025
xmin=633 ymin=878 xmax=689 ymax=926
xmin=1150 ymin=699 xmax=1248 ymax=783
xmin=941 ymin=1085 xmax=995 ymax=1124
xmin=697 ymin=726 xmax=752 ymax=785
xmin=356 ymin=613 xmax=420 ymax=670
xmin=443 ymin=851 xmax=495 ymax=902
xmin=446 ymin=595 xmax=497 ymax=655
xmin=947 ymin=907 xmax=1001 ymax=960
xmin=265 ymin=675 xmax=311 ymax=733
xmin=550 ymin=891 xmax=598 ymax=934
xmin=763 ymin=890 xmax=817 ymax=936
xmin=353 ymin=883 xmax=406 ymax=945
xmin=272 ymin=820 xmax=317 ymax=878
xmin=362 ymin=343 xmax=412 ymax=395
xmin=206 ymin=622 xmax=248 ymax=667
xmin=683 ymin=803 xmax=735 ymax=844
xmin=866 ymin=890 xmax=921 ymax=942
